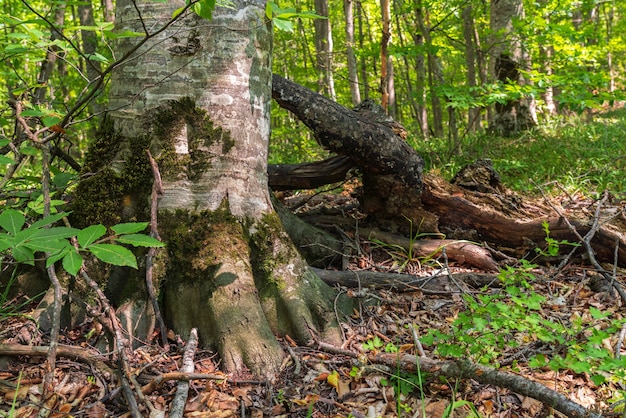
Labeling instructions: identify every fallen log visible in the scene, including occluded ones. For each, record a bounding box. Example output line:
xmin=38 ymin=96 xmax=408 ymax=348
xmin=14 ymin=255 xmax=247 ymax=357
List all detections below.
xmin=272 ymin=74 xmax=424 ymax=190
xmin=270 ymin=77 xmax=626 ymax=267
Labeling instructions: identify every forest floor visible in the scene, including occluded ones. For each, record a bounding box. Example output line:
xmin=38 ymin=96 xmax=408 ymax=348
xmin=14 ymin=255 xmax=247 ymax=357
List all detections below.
xmin=0 ymin=191 xmax=624 ymax=417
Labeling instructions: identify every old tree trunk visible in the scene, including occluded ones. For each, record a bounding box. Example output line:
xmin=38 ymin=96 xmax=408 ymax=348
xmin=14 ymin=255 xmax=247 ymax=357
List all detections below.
xmin=73 ymin=0 xmax=342 ymax=377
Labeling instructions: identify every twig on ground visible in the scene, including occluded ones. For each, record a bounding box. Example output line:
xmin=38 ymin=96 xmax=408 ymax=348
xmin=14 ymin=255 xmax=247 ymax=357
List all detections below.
xmin=314 ymin=342 xmax=602 ymax=418
xmin=141 ymin=371 xmax=227 ymax=395
xmin=146 ymin=150 xmax=169 ymax=349
xmin=534 ymin=184 xmax=626 ymax=305
xmin=0 ymin=344 xmax=114 ymax=375
xmin=170 ymin=328 xmax=198 ymax=418
xmin=79 ymin=269 xmax=143 ymax=418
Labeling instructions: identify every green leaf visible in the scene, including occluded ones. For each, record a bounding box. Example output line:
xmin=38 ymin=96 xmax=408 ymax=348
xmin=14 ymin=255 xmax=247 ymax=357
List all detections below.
xmin=193 ymin=0 xmax=216 ymax=19
xmin=172 ymin=6 xmax=186 ymax=18
xmin=29 ymin=212 xmax=70 ymax=230
xmin=89 ymin=244 xmax=138 ymax=268
xmin=12 ymin=246 xmax=34 ymax=265
xmin=111 ymin=222 xmax=149 ymax=235
xmin=114 ymin=234 xmax=165 ymax=247
xmin=62 ymin=250 xmax=83 ymax=276
xmin=42 ymin=115 xmax=62 ymax=127
xmin=0 ymin=155 xmax=14 ymax=164
xmin=78 ymin=224 xmax=107 ymax=248
xmin=272 ymin=18 xmax=293 ymax=32
xmin=0 ymin=209 xmax=25 ymax=235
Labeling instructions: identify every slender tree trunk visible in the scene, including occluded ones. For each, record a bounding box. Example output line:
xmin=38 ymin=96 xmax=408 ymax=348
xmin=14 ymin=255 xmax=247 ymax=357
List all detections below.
xmin=344 ymin=0 xmax=361 ymax=105
xmin=415 ymin=3 xmax=444 ymax=137
xmin=462 ymin=5 xmax=481 ymax=131
xmin=489 ymin=0 xmax=537 ymax=134
xmin=34 ymin=4 xmax=66 ymax=105
xmin=357 ymin=0 xmax=370 ymax=100
xmin=75 ymin=0 xmax=343 ymax=378
xmin=314 ymin=0 xmax=336 ymax=100
xmin=380 ymin=0 xmax=391 ymax=110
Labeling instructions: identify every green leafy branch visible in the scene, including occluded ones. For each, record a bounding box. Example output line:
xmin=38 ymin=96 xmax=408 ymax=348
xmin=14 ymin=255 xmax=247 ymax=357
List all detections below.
xmin=265 ymin=2 xmax=325 ymax=32
xmin=0 ymin=209 xmax=164 ymax=276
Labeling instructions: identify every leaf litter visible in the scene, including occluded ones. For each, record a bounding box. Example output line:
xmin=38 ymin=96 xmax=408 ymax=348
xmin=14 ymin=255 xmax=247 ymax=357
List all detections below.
xmin=0 ymin=192 xmax=625 ymax=417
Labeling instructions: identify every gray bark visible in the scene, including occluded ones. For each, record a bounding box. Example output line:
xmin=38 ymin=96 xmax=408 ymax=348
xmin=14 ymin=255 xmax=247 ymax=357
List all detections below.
xmin=77 ymin=0 xmax=343 ymax=378
xmin=489 ymin=0 xmax=537 ymax=134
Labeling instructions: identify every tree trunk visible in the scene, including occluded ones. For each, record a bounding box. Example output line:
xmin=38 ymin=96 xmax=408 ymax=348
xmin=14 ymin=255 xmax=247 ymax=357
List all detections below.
xmin=380 ymin=0 xmax=391 ymax=110
xmin=489 ymin=0 xmax=537 ymax=134
xmin=415 ymin=2 xmax=444 ymax=137
xmin=74 ymin=0 xmax=343 ymax=378
xmin=344 ymin=0 xmax=361 ymax=106
xmin=314 ymin=0 xmax=336 ymax=100
xmin=462 ymin=5 xmax=481 ymax=132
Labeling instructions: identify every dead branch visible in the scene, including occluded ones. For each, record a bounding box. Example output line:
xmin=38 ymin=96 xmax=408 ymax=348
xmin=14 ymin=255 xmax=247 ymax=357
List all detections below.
xmin=359 ymin=227 xmax=499 ymax=271
xmin=0 ymin=344 xmax=114 ymax=375
xmin=315 ymin=342 xmax=601 ymax=418
xmin=169 ymin=328 xmax=198 ymax=418
xmin=311 ymin=267 xmax=498 ymax=293
xmin=141 ymin=371 xmax=227 ymax=395
xmin=268 ymin=156 xmax=355 ymax=190
xmin=146 ymin=150 xmax=169 ymax=348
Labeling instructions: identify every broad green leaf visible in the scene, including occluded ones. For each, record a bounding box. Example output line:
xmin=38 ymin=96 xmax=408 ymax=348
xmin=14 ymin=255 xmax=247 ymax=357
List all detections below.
xmin=272 ymin=18 xmax=293 ymax=32
xmin=104 ymin=30 xmax=145 ymax=39
xmin=78 ymin=224 xmax=106 ymax=248
xmin=31 ymin=227 xmax=79 ymax=240
xmin=23 ymin=238 xmax=69 ymax=252
xmin=12 ymin=246 xmax=34 ymax=265
xmin=0 ymin=209 xmax=25 ymax=235
xmin=0 ymin=155 xmax=14 ymax=164
xmin=42 ymin=116 xmax=62 ymax=127
xmin=88 ymin=53 xmax=109 ymax=63
xmin=172 ymin=6 xmax=186 ymax=18
xmin=20 ymin=146 xmax=39 ymax=156
xmin=20 ymin=109 xmax=47 ymax=117
xmin=111 ymin=222 xmax=149 ymax=235
xmin=193 ymin=0 xmax=216 ymax=20
xmin=89 ymin=244 xmax=138 ymax=268
xmin=13 ymin=227 xmax=43 ymax=247
xmin=29 ymin=212 xmax=70 ymax=230
xmin=0 ymin=138 xmax=9 ymax=147
xmin=62 ymin=250 xmax=83 ymax=276
xmin=115 ymin=234 xmax=165 ymax=247
xmin=4 ymin=45 xmax=29 ymax=54
xmin=0 ymin=236 xmax=12 ymax=253
xmin=46 ymin=247 xmax=70 ymax=266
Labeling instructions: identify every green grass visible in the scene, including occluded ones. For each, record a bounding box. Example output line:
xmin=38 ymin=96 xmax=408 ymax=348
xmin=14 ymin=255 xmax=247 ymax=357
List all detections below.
xmin=414 ymin=108 xmax=626 ymax=196
xmin=270 ymin=107 xmax=626 ymax=197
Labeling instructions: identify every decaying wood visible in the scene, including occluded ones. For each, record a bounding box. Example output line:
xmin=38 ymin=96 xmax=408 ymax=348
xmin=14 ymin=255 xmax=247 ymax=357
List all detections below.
xmin=358 ymin=228 xmax=499 ymax=271
xmin=315 ymin=341 xmax=601 ymax=418
xmin=311 ymin=267 xmax=498 ymax=292
xmin=270 ymin=77 xmax=626 ymax=268
xmin=421 ymin=174 xmax=626 ymax=267
xmin=268 ymin=156 xmax=355 ymax=190
xmin=0 ymin=344 xmax=114 ymax=375
xmin=272 ymin=74 xmax=424 ymax=190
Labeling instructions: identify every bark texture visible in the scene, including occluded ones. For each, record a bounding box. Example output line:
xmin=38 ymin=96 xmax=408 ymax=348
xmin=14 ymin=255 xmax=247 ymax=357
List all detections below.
xmin=272 ymin=74 xmax=423 ymax=190
xmin=74 ymin=0 xmax=343 ymax=378
xmin=489 ymin=0 xmax=537 ymax=134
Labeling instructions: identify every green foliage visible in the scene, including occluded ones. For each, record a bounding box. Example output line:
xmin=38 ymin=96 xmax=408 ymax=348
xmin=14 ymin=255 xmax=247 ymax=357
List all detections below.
xmin=0 ymin=209 xmax=164 ymax=276
xmin=265 ymin=2 xmax=325 ymax=32
xmin=418 ymin=108 xmax=626 ymax=195
xmin=422 ymin=259 xmax=626 ymax=386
